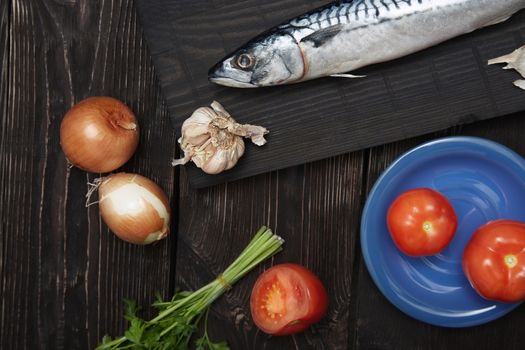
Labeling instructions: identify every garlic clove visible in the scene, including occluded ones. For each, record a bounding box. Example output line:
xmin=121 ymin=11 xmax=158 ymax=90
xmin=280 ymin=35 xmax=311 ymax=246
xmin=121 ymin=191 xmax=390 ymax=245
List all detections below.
xmin=181 ymin=128 xmax=209 ymax=147
xmin=180 ymin=108 xmax=214 ymax=146
xmin=190 ymin=140 xmax=214 ymax=169
xmin=189 ymin=106 xmax=218 ymax=123
xmin=202 ymin=148 xmax=230 ymax=174
xmin=211 ymin=100 xmax=231 ymax=117
xmin=228 ymin=138 xmax=245 ymax=170
xmin=200 ymin=137 xmax=245 ymax=174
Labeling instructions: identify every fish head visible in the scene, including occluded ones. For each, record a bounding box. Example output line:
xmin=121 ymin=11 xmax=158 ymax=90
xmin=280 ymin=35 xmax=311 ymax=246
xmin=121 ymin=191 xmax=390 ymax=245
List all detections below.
xmin=209 ymin=31 xmax=304 ymax=88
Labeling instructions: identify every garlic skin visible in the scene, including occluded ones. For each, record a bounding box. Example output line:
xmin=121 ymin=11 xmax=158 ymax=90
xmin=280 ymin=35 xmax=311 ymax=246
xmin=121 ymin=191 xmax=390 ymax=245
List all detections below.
xmin=488 ymin=46 xmax=525 ymax=90
xmin=172 ymin=101 xmax=268 ymax=174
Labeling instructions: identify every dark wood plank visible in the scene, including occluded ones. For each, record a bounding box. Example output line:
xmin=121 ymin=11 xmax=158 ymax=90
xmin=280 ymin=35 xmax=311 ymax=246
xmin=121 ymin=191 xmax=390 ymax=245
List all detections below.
xmin=0 ymin=0 xmax=9 ymax=344
xmin=0 ymin=1 xmax=176 ymax=349
xmin=353 ymin=113 xmax=525 ymax=350
xmin=136 ymin=0 xmax=525 ymax=188
xmin=5 ymin=0 xmax=525 ymax=349
xmin=176 ymin=152 xmax=365 ymax=349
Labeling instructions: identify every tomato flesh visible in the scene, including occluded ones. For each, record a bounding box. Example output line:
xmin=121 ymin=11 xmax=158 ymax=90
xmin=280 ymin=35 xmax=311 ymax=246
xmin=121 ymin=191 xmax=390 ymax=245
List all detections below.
xmin=250 ymin=264 xmax=328 ymax=335
xmin=462 ymin=220 xmax=525 ymax=302
xmin=387 ymin=188 xmax=457 ymax=256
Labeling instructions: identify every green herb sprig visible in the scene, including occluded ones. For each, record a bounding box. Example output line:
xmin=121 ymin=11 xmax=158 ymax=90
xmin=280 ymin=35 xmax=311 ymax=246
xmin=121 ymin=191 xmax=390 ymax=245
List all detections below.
xmin=97 ymin=226 xmax=284 ymax=350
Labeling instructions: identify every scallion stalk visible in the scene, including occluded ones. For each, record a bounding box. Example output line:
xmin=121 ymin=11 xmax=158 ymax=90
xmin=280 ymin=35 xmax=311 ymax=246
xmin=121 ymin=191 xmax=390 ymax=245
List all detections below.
xmin=97 ymin=226 xmax=284 ymax=350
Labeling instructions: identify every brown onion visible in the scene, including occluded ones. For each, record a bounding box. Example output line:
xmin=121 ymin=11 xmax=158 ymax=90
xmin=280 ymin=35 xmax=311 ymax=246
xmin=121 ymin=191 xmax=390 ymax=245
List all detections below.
xmin=98 ymin=173 xmax=171 ymax=245
xmin=60 ymin=96 xmax=139 ymax=173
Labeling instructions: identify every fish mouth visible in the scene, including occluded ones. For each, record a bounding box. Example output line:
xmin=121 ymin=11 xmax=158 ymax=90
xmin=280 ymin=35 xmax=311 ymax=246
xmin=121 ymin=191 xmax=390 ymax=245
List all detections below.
xmin=208 ymin=59 xmax=257 ymax=88
xmin=208 ymin=75 xmax=258 ymax=88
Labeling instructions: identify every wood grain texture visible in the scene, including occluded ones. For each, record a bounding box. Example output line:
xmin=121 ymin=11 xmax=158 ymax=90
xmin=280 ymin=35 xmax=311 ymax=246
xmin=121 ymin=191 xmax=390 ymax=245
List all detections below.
xmin=176 ymin=152 xmax=365 ymax=349
xmin=0 ymin=0 xmax=9 ymax=344
xmin=136 ymin=0 xmax=525 ymax=188
xmin=4 ymin=0 xmax=525 ymax=349
xmin=0 ymin=1 xmax=175 ymax=349
xmin=175 ymin=111 xmax=525 ymax=350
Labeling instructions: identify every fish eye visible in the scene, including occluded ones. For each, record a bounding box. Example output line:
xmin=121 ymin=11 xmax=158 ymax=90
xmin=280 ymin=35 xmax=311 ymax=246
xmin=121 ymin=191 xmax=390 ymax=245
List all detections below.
xmin=234 ymin=53 xmax=255 ymax=70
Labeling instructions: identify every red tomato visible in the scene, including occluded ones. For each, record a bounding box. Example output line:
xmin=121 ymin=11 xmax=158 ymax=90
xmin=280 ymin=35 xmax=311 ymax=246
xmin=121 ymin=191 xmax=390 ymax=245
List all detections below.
xmin=387 ymin=188 xmax=457 ymax=256
xmin=250 ymin=263 xmax=328 ymax=335
xmin=462 ymin=220 xmax=525 ymax=302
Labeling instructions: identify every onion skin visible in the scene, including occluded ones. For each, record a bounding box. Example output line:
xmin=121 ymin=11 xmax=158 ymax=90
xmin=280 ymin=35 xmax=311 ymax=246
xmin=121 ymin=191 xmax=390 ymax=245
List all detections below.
xmin=60 ymin=97 xmax=139 ymax=173
xmin=98 ymin=173 xmax=171 ymax=245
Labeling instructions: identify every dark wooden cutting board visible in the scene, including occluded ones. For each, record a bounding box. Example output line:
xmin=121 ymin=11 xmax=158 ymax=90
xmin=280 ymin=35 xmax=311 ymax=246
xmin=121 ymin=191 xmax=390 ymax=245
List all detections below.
xmin=135 ymin=0 xmax=525 ymax=188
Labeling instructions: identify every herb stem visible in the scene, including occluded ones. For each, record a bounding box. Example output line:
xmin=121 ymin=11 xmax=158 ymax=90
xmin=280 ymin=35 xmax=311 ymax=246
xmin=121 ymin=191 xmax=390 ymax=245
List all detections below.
xmin=97 ymin=226 xmax=284 ymax=350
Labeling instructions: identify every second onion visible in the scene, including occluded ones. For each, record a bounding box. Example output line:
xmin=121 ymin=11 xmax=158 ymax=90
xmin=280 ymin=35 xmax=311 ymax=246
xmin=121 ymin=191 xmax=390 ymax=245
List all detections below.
xmin=98 ymin=173 xmax=171 ymax=245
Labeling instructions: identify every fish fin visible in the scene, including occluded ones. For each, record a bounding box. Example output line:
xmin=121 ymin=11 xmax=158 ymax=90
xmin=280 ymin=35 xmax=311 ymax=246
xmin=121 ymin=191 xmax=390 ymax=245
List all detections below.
xmin=514 ymin=80 xmax=525 ymax=90
xmin=330 ymin=73 xmax=366 ymax=79
xmin=301 ymin=24 xmax=344 ymax=48
xmin=483 ymin=15 xmax=512 ymax=27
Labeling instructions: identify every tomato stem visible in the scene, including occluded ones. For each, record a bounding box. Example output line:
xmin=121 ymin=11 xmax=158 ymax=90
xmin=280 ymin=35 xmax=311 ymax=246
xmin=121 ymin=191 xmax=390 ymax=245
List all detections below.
xmin=422 ymin=221 xmax=433 ymax=234
xmin=504 ymin=254 xmax=518 ymax=268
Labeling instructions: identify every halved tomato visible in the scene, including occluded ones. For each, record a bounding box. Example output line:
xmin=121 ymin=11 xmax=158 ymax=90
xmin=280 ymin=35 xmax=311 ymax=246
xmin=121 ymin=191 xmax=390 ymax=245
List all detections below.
xmin=250 ymin=264 xmax=328 ymax=335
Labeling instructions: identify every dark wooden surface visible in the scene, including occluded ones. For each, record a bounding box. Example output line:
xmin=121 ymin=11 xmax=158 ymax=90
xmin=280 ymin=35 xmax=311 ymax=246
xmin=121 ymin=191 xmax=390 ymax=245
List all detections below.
xmin=1 ymin=1 xmax=525 ymax=349
xmin=136 ymin=0 xmax=525 ymax=188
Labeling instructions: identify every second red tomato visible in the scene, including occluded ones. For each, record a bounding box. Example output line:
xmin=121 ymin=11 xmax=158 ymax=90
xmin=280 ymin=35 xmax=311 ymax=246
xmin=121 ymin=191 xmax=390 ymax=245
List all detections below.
xmin=462 ymin=220 xmax=525 ymax=302
xmin=387 ymin=188 xmax=457 ymax=256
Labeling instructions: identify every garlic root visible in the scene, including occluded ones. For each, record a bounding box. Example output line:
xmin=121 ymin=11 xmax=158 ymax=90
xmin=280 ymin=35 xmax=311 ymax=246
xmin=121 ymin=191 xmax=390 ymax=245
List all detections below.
xmin=488 ymin=45 xmax=525 ymax=90
xmin=172 ymin=101 xmax=269 ymax=174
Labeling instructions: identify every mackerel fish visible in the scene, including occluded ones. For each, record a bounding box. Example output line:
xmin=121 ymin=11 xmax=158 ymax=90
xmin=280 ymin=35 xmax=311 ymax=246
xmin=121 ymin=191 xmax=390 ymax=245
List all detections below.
xmin=209 ymin=0 xmax=525 ymax=88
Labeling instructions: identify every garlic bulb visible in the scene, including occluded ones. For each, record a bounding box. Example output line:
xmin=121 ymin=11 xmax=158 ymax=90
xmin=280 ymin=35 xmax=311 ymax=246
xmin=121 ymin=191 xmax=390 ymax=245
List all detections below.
xmin=488 ymin=45 xmax=525 ymax=90
xmin=172 ymin=101 xmax=268 ymax=174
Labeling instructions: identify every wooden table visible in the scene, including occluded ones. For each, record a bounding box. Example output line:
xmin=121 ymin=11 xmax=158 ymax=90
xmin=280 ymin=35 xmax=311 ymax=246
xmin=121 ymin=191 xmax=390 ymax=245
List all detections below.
xmin=1 ymin=1 xmax=524 ymax=349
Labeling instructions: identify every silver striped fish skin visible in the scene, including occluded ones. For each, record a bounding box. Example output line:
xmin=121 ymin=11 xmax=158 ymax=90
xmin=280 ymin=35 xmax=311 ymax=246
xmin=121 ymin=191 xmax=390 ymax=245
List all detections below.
xmin=208 ymin=0 xmax=525 ymax=88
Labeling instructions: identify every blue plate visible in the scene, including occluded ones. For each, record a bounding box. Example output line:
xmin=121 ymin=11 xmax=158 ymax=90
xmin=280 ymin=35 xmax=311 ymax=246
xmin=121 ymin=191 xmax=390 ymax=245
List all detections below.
xmin=361 ymin=137 xmax=525 ymax=327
